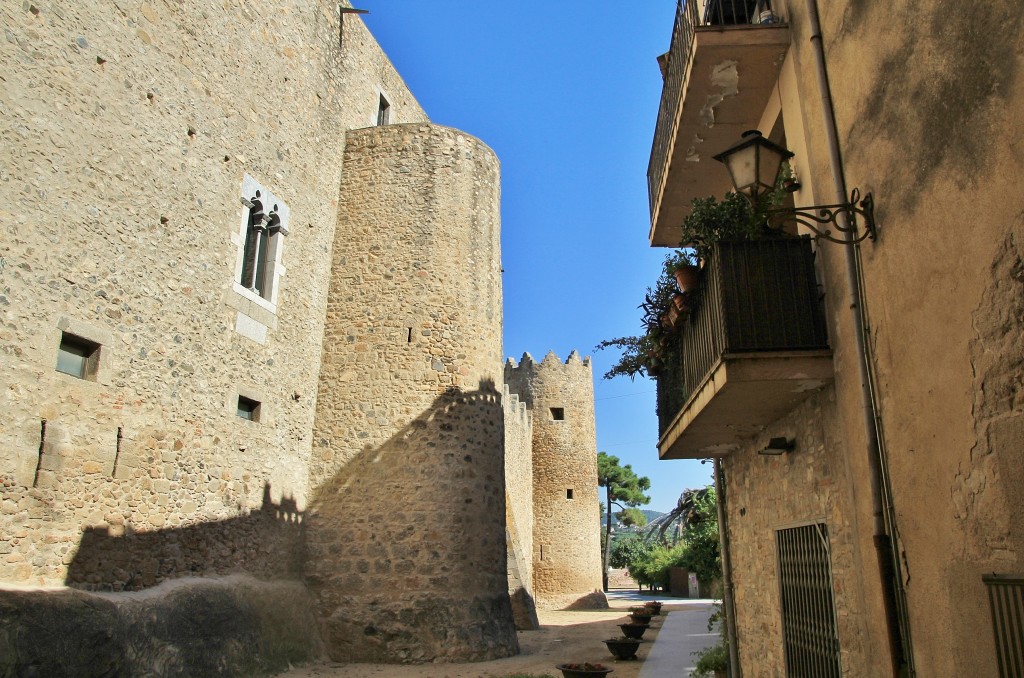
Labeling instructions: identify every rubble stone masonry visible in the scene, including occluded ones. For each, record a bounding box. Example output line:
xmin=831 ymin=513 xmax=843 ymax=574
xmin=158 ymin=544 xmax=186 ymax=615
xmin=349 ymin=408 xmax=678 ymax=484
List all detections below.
xmin=0 ymin=0 xmax=599 ymax=671
xmin=506 ymin=351 xmax=606 ymax=610
xmin=306 ymin=123 xmax=516 ymax=662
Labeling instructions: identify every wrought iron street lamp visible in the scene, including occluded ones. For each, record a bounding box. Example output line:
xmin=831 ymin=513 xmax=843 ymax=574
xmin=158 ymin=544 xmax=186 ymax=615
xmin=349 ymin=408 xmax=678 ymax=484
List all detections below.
xmin=713 ymin=130 xmax=876 ymax=244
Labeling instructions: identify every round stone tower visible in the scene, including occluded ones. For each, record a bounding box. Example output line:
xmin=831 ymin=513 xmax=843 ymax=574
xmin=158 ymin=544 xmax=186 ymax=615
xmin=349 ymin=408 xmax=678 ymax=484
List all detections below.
xmin=307 ymin=123 xmax=516 ymax=662
xmin=504 ymin=350 xmax=607 ymax=610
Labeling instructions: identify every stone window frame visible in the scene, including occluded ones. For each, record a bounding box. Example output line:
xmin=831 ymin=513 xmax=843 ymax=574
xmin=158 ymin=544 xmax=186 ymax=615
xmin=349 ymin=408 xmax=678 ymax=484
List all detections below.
xmin=236 ymin=394 xmax=262 ymax=422
xmin=229 ymin=386 xmax=269 ymax=426
xmin=374 ymin=88 xmax=391 ymax=127
xmin=231 ymin=174 xmax=290 ymax=314
xmin=52 ymin=316 xmax=114 ymax=386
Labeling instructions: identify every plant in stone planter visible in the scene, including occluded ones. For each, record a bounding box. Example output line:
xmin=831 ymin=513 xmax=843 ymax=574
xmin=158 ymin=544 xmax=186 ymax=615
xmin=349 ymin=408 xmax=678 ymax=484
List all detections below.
xmin=603 ymin=636 xmax=642 ymax=660
xmin=555 ymin=662 xmax=614 ymax=678
xmin=643 ymin=600 xmax=663 ymax=615
xmin=617 ymin=622 xmax=649 ymax=639
xmin=628 ymin=608 xmax=653 ymax=624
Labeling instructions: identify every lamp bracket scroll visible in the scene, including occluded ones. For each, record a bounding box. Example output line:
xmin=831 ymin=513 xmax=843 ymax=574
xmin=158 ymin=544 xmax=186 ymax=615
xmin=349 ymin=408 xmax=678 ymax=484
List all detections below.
xmin=768 ymin=188 xmax=876 ymax=245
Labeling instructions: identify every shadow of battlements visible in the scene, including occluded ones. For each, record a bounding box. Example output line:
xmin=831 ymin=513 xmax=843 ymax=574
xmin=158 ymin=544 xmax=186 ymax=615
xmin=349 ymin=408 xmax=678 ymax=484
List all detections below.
xmin=302 ymin=378 xmax=519 ymax=663
xmin=62 ymin=379 xmax=518 ymax=663
xmin=65 ymin=482 xmax=306 ymax=591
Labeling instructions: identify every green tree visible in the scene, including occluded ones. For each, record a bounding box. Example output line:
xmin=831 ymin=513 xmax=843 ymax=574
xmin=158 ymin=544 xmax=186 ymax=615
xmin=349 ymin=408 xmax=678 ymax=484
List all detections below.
xmin=673 ymin=487 xmax=720 ymax=583
xmin=609 ymin=534 xmax=653 ymax=570
xmin=618 ymin=507 xmax=648 ymax=528
xmin=597 ymin=452 xmax=651 ymax=591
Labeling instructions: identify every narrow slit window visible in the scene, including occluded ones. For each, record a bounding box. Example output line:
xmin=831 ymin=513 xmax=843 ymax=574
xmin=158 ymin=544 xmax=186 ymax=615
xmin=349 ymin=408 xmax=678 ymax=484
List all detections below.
xmin=377 ymin=94 xmax=390 ymax=126
xmin=237 ymin=395 xmax=261 ymax=422
xmin=56 ymin=332 xmax=100 ymax=380
xmin=550 ymin=407 xmax=565 ymax=421
xmin=566 ymin=489 xmax=574 ymax=500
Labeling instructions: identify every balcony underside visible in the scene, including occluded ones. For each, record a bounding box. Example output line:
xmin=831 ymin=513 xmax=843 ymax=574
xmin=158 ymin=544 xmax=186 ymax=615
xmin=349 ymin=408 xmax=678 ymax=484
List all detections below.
xmin=658 ymin=350 xmax=833 ymax=460
xmin=650 ymin=25 xmax=791 ymax=247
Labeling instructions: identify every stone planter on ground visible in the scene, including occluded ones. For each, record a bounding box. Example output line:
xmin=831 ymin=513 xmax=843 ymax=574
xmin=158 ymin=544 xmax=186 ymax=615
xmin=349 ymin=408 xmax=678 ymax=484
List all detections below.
xmin=556 ymin=662 xmax=614 ymax=677
xmin=604 ymin=637 xmax=641 ymax=660
xmin=618 ymin=622 xmax=649 ymax=639
xmin=628 ymin=608 xmax=653 ymax=624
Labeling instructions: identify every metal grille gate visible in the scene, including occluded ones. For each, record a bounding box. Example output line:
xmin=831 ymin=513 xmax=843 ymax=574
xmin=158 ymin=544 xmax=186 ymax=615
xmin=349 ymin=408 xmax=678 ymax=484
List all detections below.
xmin=984 ymin=574 xmax=1024 ymax=677
xmin=777 ymin=523 xmax=842 ymax=677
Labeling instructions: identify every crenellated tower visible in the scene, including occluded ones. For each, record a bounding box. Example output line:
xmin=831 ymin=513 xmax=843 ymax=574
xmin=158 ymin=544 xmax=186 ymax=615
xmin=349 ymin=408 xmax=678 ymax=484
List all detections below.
xmin=504 ymin=350 xmax=607 ymax=610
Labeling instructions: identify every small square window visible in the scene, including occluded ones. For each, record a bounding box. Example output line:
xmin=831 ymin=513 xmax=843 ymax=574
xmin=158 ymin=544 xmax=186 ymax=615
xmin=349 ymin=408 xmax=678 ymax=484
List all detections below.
xmin=56 ymin=333 xmax=100 ymax=380
xmin=550 ymin=407 xmax=565 ymax=421
xmin=566 ymin=489 xmax=574 ymax=500
xmin=237 ymin=395 xmax=261 ymax=422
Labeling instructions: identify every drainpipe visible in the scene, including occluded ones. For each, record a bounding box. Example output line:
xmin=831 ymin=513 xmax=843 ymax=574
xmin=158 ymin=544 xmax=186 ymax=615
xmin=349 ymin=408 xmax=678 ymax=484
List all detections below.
xmin=714 ymin=457 xmax=740 ymax=677
xmin=803 ymin=1 xmax=911 ymax=675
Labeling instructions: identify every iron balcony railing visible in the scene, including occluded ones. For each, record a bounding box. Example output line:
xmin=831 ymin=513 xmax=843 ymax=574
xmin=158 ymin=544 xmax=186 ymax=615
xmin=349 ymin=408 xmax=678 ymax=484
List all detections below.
xmin=984 ymin=574 xmax=1024 ymax=678
xmin=648 ymin=0 xmax=776 ymax=218
xmin=657 ymin=237 xmax=828 ymax=436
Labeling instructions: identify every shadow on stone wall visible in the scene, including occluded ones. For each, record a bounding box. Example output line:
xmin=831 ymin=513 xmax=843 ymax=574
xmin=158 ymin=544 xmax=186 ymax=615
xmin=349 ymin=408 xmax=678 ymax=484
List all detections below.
xmin=0 ymin=575 xmax=322 ymax=678
xmin=303 ymin=380 xmax=518 ymax=663
xmin=0 ymin=382 xmax=519 ymax=675
xmin=65 ymin=483 xmax=305 ymax=591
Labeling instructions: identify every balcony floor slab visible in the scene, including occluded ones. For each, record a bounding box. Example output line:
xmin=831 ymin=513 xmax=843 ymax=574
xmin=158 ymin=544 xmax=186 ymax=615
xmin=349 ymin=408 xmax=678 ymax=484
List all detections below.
xmin=658 ymin=350 xmax=833 ymax=460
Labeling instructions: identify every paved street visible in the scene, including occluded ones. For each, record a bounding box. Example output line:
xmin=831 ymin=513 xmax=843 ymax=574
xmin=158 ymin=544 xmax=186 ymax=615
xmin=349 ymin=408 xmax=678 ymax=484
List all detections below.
xmin=606 ymin=591 xmax=720 ymax=678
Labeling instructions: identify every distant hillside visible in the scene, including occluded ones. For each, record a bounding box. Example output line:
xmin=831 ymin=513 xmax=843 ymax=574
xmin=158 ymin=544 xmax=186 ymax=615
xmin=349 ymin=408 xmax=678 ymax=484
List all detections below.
xmin=608 ymin=509 xmax=665 ymax=528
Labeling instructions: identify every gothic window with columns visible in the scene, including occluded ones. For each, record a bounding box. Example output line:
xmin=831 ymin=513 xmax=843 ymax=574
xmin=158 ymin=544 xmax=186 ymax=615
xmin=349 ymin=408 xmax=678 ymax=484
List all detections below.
xmin=233 ymin=175 xmax=289 ymax=310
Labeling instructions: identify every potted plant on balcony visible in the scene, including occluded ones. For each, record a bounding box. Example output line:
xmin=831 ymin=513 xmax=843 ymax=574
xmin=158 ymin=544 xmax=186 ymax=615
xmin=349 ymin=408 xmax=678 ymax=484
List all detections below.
xmin=594 ymin=268 xmax=680 ymax=381
xmin=665 ymin=248 xmax=701 ymax=293
xmin=678 ymin=191 xmax=766 ymax=264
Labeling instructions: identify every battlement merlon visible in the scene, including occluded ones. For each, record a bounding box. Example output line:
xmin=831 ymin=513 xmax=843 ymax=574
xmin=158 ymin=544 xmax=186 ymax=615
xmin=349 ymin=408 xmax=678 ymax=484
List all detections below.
xmin=503 ymin=349 xmax=592 ymax=372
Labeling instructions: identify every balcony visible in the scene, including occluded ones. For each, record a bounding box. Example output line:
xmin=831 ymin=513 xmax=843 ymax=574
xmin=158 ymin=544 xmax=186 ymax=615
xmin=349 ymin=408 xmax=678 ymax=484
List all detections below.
xmin=648 ymin=0 xmax=792 ymax=247
xmin=657 ymin=238 xmax=833 ymax=460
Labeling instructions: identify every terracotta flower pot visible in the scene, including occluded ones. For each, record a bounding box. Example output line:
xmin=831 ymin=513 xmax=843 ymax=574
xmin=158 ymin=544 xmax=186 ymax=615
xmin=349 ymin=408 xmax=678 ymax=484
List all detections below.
xmin=673 ymin=264 xmax=700 ymax=293
xmin=672 ymin=293 xmax=692 ymax=314
xmin=660 ymin=306 xmax=681 ymax=331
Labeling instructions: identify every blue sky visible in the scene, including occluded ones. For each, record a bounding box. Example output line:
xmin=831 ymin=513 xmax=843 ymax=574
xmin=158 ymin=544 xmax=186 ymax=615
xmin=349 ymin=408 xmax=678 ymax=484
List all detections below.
xmin=359 ymin=1 xmax=713 ymax=513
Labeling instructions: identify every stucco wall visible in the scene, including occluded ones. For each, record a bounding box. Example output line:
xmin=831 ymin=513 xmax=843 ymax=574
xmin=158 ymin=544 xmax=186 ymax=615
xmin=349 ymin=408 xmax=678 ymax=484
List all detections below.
xmin=712 ymin=0 xmax=1024 ymax=675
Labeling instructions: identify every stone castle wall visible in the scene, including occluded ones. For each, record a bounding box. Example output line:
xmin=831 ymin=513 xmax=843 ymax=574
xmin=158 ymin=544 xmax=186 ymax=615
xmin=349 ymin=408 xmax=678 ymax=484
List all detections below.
xmin=0 ymin=0 xmax=424 ymax=587
xmin=305 ymin=123 xmax=516 ymax=662
xmin=0 ymin=0 xmax=602 ymax=671
xmin=505 ymin=351 xmax=606 ymax=610
xmin=503 ymin=386 xmax=538 ymax=628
